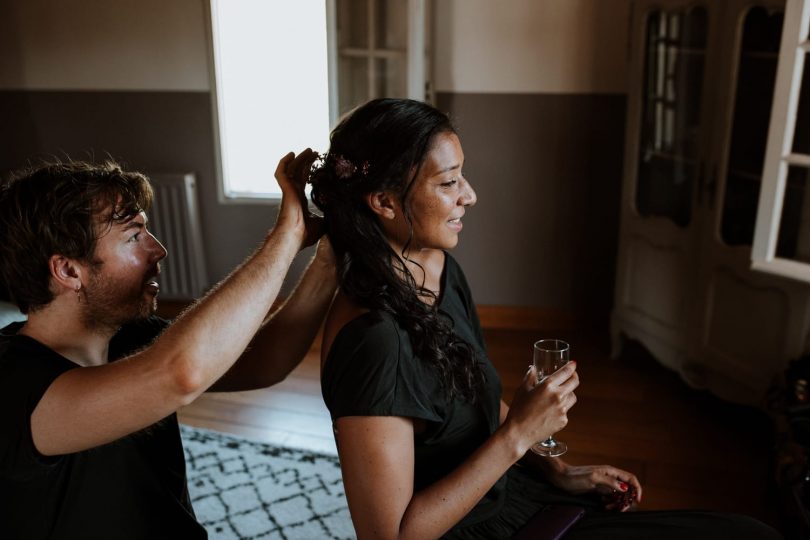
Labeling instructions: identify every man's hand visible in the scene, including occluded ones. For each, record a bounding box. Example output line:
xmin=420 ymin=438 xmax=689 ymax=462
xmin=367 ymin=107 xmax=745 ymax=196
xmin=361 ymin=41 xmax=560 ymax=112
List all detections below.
xmin=274 ymin=149 xmax=323 ymax=249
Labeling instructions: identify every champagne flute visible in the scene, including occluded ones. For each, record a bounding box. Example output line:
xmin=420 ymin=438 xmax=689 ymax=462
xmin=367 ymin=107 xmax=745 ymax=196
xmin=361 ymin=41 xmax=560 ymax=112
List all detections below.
xmin=531 ymin=339 xmax=570 ymax=457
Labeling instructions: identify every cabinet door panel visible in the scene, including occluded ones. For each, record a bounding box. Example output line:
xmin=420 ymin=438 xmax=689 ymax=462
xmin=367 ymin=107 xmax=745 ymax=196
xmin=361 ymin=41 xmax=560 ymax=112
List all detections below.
xmin=690 ymin=269 xmax=790 ymax=402
xmin=625 ymin=238 xmax=690 ymax=326
xmin=612 ymin=0 xmax=718 ymax=369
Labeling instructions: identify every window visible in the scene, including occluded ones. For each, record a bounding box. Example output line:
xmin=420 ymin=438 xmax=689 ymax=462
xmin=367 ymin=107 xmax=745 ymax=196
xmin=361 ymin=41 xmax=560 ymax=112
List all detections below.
xmin=207 ymin=0 xmax=331 ymax=200
xmin=752 ymin=0 xmax=810 ymax=280
xmin=207 ymin=0 xmax=429 ymax=202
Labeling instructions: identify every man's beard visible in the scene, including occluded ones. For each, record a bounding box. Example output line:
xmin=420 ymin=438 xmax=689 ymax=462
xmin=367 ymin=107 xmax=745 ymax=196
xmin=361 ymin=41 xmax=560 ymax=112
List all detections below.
xmin=81 ymin=267 xmax=158 ymax=332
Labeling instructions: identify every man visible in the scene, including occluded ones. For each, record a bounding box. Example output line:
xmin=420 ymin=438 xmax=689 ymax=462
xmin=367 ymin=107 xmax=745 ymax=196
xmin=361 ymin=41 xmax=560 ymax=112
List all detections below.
xmin=0 ymin=152 xmax=336 ymax=538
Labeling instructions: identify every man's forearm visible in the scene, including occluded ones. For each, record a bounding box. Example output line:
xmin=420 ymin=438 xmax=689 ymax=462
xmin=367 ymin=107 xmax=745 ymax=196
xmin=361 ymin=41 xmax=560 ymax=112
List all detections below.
xmin=150 ymin=224 xmax=303 ymax=399
xmin=211 ymin=246 xmax=338 ymax=391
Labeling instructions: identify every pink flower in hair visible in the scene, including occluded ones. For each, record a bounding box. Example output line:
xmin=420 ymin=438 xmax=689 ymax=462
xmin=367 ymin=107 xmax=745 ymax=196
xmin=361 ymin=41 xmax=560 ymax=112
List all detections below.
xmin=333 ymin=155 xmax=357 ymax=180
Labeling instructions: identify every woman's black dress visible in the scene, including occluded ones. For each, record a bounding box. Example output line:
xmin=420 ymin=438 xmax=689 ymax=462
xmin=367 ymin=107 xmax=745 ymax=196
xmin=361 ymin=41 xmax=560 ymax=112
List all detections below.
xmin=321 ymin=253 xmax=781 ymax=539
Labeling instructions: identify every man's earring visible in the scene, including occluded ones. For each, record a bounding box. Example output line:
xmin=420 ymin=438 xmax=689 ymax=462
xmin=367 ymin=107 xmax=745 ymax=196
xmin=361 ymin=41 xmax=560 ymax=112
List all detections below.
xmin=75 ymin=284 xmax=82 ymax=303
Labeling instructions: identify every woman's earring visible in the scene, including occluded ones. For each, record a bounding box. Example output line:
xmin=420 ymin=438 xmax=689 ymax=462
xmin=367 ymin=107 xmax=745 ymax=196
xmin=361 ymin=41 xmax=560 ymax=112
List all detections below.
xmin=75 ymin=284 xmax=82 ymax=303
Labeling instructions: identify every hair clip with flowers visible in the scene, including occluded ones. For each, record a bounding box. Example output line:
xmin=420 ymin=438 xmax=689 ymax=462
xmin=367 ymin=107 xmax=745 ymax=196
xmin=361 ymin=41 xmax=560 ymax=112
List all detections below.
xmin=332 ymin=154 xmax=370 ymax=181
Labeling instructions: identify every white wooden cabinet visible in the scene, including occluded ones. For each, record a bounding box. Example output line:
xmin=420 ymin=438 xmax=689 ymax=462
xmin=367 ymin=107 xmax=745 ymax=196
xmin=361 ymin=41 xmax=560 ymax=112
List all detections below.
xmin=613 ymin=0 xmax=810 ymax=405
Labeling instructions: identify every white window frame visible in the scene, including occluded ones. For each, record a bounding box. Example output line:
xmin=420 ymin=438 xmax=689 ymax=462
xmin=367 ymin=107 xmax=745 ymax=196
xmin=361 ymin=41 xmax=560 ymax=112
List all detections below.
xmin=752 ymin=0 xmax=810 ymax=280
xmin=205 ymin=1 xmax=333 ymax=204
xmin=206 ymin=0 xmax=428 ymax=204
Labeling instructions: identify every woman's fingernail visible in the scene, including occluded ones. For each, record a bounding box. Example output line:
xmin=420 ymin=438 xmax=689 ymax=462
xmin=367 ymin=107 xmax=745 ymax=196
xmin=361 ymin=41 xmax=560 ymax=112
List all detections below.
xmin=619 ymin=482 xmax=628 ymax=491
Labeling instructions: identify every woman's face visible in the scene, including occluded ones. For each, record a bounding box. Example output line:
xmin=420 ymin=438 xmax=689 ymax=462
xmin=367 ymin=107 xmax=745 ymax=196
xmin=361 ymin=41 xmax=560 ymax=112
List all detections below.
xmin=391 ymin=132 xmax=477 ymax=252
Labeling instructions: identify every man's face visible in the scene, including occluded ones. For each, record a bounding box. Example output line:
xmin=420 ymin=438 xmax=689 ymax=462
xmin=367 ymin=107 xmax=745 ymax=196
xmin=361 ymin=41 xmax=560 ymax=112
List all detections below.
xmin=80 ymin=211 xmax=167 ymax=331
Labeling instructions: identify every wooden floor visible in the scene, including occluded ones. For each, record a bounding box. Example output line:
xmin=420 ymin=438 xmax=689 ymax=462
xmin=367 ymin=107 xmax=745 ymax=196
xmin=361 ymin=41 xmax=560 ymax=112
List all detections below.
xmin=178 ymin=327 xmax=779 ymax=528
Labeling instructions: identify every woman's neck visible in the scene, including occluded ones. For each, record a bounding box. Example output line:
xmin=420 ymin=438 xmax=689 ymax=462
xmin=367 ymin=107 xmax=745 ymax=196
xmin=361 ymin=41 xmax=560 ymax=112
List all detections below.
xmin=393 ymin=247 xmax=445 ymax=302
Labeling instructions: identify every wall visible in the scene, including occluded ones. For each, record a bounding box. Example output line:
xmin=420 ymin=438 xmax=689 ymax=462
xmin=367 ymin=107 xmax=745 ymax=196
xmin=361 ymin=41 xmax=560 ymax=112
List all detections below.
xmin=0 ymin=0 xmax=209 ymax=90
xmin=433 ymin=0 xmax=630 ymax=323
xmin=0 ymin=0 xmax=630 ymax=324
xmin=433 ymin=0 xmax=628 ymax=94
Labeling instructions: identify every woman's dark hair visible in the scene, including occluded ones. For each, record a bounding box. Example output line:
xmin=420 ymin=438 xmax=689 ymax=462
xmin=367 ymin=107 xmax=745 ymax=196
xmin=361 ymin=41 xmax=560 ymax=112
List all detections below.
xmin=0 ymin=159 xmax=153 ymax=313
xmin=310 ymin=98 xmax=485 ymax=402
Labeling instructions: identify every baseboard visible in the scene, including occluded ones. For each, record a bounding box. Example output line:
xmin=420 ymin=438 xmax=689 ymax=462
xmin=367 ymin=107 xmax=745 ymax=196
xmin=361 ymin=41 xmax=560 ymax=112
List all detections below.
xmin=157 ymin=299 xmax=576 ymax=334
xmin=475 ymin=305 xmax=575 ymax=332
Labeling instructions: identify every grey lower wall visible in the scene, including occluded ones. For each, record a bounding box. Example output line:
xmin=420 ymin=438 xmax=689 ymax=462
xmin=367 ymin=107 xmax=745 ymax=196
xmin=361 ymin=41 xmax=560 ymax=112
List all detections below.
xmin=436 ymin=92 xmax=626 ymax=324
xmin=0 ymin=90 xmax=625 ymax=325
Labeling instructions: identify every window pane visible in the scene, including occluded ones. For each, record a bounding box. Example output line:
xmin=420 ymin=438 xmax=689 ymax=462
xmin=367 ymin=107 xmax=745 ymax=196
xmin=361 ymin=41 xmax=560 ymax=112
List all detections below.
xmin=374 ymin=57 xmax=406 ymax=98
xmin=791 ymin=52 xmax=810 ymax=154
xmin=211 ymin=0 xmax=330 ymax=198
xmin=337 ymin=0 xmax=369 ymax=49
xmin=776 ymin=166 xmax=810 ymax=262
xmin=721 ymin=7 xmax=783 ymax=246
xmin=635 ymin=7 xmax=707 ymax=227
xmin=374 ymin=0 xmax=407 ymax=50
xmin=339 ymin=55 xmax=369 ymax=116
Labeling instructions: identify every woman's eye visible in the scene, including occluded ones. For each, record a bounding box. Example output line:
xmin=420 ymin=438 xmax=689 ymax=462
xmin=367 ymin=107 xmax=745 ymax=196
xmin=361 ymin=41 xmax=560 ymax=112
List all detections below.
xmin=129 ymin=233 xmax=141 ymax=242
xmin=441 ymin=179 xmax=458 ymax=187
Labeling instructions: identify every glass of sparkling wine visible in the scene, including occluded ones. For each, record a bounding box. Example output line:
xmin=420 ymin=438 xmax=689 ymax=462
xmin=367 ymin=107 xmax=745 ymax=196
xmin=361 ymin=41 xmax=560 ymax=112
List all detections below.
xmin=531 ymin=339 xmax=570 ymax=457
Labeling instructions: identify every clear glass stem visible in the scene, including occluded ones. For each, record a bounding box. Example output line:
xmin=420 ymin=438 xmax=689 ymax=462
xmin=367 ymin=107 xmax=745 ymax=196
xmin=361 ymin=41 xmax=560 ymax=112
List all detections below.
xmin=531 ymin=435 xmax=568 ymax=457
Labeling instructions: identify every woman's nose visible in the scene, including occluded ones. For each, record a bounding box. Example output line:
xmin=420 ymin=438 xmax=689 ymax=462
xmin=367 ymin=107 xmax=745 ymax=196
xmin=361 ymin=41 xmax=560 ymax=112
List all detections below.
xmin=460 ymin=178 xmax=477 ymax=207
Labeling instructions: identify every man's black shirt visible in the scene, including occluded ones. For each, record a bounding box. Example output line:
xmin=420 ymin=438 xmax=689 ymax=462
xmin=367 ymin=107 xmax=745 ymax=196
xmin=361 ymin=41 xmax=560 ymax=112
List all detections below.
xmin=0 ymin=317 xmax=206 ymax=539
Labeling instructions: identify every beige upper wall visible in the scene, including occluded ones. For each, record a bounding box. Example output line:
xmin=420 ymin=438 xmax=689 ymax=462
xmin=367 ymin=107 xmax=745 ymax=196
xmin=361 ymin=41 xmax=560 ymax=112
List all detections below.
xmin=0 ymin=0 xmax=210 ymax=90
xmin=433 ymin=0 xmax=630 ymax=94
xmin=0 ymin=0 xmax=630 ymax=95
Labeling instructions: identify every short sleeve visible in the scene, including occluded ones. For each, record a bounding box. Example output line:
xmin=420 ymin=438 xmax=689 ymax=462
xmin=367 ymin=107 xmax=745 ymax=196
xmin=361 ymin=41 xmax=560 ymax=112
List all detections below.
xmin=321 ymin=313 xmax=443 ymax=423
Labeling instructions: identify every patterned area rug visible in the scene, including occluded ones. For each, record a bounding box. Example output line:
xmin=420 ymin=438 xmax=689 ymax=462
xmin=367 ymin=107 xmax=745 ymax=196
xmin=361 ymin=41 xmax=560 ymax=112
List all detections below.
xmin=181 ymin=425 xmax=354 ymax=540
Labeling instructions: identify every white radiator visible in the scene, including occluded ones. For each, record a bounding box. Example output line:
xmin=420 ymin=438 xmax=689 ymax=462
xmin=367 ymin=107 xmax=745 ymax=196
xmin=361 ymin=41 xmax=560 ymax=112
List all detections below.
xmin=147 ymin=173 xmax=208 ymax=300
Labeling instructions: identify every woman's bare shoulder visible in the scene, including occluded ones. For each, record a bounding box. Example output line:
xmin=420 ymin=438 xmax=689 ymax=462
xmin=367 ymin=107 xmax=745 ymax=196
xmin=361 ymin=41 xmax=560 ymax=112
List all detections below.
xmin=321 ymin=290 xmax=369 ymax=366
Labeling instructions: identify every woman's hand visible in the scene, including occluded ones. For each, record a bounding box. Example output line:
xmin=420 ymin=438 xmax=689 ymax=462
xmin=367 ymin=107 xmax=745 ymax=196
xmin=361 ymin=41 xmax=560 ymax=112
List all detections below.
xmin=274 ymin=149 xmax=323 ymax=249
xmin=502 ymin=362 xmax=578 ymax=454
xmin=547 ymin=464 xmax=643 ymax=511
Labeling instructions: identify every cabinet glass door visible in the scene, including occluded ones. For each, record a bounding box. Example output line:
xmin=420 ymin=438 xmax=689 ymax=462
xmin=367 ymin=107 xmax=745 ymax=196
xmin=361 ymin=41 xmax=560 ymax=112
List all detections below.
xmin=721 ymin=6 xmax=784 ymax=246
xmin=635 ymin=7 xmax=708 ymax=227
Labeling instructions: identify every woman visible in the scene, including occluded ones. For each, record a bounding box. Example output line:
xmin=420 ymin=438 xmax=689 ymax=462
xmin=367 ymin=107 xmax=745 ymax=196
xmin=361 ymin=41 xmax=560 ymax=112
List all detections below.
xmin=309 ymin=98 xmax=780 ymax=539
